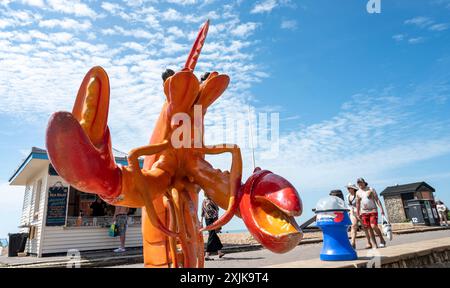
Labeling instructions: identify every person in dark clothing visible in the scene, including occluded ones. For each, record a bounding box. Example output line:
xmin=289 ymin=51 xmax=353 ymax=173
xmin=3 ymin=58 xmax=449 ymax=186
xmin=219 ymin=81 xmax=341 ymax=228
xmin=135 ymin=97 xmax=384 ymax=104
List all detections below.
xmin=201 ymin=194 xmax=224 ymax=260
xmin=329 ymin=189 xmax=344 ymax=200
xmin=90 ymin=197 xmax=106 ymax=217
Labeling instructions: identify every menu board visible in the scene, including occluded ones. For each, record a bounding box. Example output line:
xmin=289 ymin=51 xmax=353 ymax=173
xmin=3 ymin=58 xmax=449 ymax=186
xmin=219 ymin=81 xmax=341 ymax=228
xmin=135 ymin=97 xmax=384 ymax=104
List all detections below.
xmin=46 ymin=184 xmax=68 ymax=226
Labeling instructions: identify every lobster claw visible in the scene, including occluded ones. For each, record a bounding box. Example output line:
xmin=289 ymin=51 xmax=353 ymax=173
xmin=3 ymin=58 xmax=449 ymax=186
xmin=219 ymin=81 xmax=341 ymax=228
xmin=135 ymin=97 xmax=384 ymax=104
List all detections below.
xmin=45 ymin=67 xmax=121 ymax=201
xmin=239 ymin=169 xmax=303 ymax=253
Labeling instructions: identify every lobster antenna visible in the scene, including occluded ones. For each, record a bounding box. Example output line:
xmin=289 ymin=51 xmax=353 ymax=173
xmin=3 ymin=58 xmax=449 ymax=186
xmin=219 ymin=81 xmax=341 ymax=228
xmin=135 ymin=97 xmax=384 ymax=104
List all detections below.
xmin=184 ymin=20 xmax=210 ymax=72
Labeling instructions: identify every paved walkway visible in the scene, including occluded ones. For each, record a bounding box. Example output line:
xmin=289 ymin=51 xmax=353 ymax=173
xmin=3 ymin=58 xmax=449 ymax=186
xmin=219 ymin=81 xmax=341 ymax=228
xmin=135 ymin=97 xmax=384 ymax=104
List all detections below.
xmin=204 ymin=229 xmax=450 ymax=268
xmin=0 ymin=247 xmax=143 ymax=268
xmin=114 ymin=229 xmax=449 ymax=268
xmin=267 ymin=237 xmax=450 ymax=268
xmin=2 ymin=227 xmax=448 ymax=268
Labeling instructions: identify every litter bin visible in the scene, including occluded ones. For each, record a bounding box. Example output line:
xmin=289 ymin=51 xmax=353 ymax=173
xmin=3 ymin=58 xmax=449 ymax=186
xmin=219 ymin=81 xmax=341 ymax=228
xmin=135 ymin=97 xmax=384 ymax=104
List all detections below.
xmin=8 ymin=233 xmax=28 ymax=257
xmin=406 ymin=199 xmax=439 ymax=226
xmin=315 ymin=196 xmax=357 ymax=261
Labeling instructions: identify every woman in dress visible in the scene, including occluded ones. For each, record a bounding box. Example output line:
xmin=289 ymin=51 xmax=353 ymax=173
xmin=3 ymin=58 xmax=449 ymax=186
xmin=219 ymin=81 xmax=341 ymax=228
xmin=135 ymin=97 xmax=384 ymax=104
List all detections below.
xmin=346 ymin=183 xmax=370 ymax=249
xmin=201 ymin=194 xmax=225 ymax=260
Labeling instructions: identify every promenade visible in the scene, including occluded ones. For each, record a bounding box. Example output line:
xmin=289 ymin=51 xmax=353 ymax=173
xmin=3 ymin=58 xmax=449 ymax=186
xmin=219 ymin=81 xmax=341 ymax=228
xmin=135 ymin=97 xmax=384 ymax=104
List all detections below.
xmin=1 ymin=227 xmax=448 ymax=268
xmin=198 ymin=229 xmax=450 ymax=268
xmin=117 ymin=228 xmax=450 ymax=268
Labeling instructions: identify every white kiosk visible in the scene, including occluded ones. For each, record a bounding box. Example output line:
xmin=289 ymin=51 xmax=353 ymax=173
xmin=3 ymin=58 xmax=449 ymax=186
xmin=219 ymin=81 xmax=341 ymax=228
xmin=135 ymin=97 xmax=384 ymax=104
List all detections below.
xmin=9 ymin=147 xmax=143 ymax=257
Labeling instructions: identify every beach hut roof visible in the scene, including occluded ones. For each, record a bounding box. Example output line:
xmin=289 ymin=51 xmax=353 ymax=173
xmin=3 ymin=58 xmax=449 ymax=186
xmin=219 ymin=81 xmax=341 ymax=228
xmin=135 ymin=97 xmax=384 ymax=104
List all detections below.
xmin=380 ymin=182 xmax=435 ymax=196
xmin=9 ymin=147 xmax=141 ymax=186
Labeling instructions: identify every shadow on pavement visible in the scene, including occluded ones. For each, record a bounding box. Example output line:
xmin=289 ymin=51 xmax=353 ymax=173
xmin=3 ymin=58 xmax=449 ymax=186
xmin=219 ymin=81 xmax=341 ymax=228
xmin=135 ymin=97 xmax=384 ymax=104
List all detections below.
xmin=213 ymin=256 xmax=265 ymax=261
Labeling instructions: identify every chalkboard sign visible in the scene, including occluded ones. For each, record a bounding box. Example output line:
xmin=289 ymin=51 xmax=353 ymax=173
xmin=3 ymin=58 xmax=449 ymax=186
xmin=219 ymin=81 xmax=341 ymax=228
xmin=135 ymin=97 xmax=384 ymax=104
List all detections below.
xmin=46 ymin=183 xmax=68 ymax=226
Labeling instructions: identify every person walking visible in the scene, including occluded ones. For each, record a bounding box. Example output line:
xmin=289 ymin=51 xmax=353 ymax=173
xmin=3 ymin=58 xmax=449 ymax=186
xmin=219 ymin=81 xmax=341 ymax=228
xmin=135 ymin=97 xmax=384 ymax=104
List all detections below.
xmin=346 ymin=183 xmax=370 ymax=249
xmin=113 ymin=206 xmax=129 ymax=253
xmin=356 ymin=178 xmax=386 ymax=249
xmin=436 ymin=200 xmax=449 ymax=227
xmin=201 ymin=194 xmax=225 ymax=260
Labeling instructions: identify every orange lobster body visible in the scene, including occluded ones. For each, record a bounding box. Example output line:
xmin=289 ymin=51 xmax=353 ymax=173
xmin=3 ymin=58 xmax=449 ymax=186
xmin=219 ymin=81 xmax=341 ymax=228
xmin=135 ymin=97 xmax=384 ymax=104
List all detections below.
xmin=46 ymin=21 xmax=303 ymax=268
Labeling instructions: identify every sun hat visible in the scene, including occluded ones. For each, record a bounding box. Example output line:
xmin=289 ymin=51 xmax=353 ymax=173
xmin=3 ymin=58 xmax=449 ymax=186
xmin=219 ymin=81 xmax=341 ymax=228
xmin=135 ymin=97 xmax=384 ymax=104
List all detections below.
xmin=346 ymin=183 xmax=359 ymax=191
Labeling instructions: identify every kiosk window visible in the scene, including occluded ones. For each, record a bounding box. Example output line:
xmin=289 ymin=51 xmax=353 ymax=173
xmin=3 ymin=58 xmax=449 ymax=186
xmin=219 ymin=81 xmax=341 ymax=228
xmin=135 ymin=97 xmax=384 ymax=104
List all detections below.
xmin=33 ymin=179 xmax=42 ymax=220
xmin=66 ymin=187 xmax=141 ymax=227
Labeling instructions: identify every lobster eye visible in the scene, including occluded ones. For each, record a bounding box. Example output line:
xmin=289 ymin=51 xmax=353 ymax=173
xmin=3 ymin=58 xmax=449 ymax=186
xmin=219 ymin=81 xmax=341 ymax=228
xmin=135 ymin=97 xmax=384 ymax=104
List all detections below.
xmin=162 ymin=69 xmax=175 ymax=82
xmin=201 ymin=72 xmax=210 ymax=83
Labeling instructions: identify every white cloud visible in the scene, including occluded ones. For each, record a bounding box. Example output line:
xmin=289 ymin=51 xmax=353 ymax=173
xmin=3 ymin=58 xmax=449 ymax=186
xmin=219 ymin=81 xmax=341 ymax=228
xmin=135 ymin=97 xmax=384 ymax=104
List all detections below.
xmin=429 ymin=23 xmax=449 ymax=31
xmin=392 ymin=34 xmax=405 ymax=41
xmin=122 ymin=41 xmax=146 ymax=52
xmin=404 ymin=16 xmax=449 ymax=32
xmin=255 ymin=88 xmax=450 ymax=194
xmin=408 ymin=37 xmax=425 ymax=44
xmin=160 ymin=8 xmax=216 ymax=24
xmin=39 ymin=18 xmax=92 ymax=31
xmin=20 ymin=0 xmax=45 ymax=7
xmin=0 ymin=8 xmax=42 ymax=28
xmin=0 ymin=1 xmax=267 ymax=155
xmin=251 ymin=0 xmax=278 ymax=14
xmin=101 ymin=25 xmax=155 ymax=39
xmin=231 ymin=22 xmax=259 ymax=37
xmin=250 ymin=0 xmax=296 ymax=14
xmin=5 ymin=1 xmax=97 ymax=18
xmin=281 ymin=19 xmax=297 ymax=30
xmin=167 ymin=0 xmax=197 ymax=5
xmin=167 ymin=26 xmax=185 ymax=38
xmin=101 ymin=2 xmax=123 ymax=14
xmin=393 ymin=34 xmax=431 ymax=45
xmin=396 ymin=15 xmax=449 ymax=44
xmin=46 ymin=0 xmax=97 ymax=18
xmin=404 ymin=16 xmax=434 ymax=28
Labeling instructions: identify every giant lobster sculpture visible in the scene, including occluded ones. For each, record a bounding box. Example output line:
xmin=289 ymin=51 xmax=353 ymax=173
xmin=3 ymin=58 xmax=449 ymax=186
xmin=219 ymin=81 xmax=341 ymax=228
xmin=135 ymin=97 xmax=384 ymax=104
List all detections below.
xmin=46 ymin=20 xmax=303 ymax=268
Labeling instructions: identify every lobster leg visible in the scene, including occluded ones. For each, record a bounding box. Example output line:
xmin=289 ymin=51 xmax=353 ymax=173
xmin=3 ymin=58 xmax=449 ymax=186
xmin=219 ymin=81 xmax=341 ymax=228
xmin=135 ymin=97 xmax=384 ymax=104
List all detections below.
xmin=124 ymin=141 xmax=178 ymax=238
xmin=163 ymin=195 xmax=179 ymax=268
xmin=175 ymin=179 xmax=204 ymax=268
xmin=182 ymin=181 xmax=205 ymax=268
xmin=181 ymin=187 xmax=204 ymax=267
xmin=141 ymin=204 xmax=172 ymax=268
xmin=170 ymin=187 xmax=190 ymax=266
xmin=193 ymin=145 xmax=242 ymax=232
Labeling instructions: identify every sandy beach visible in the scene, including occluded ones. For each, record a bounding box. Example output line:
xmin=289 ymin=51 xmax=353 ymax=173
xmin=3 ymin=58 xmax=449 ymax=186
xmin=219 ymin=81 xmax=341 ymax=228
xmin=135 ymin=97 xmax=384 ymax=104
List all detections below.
xmin=210 ymin=231 xmax=322 ymax=246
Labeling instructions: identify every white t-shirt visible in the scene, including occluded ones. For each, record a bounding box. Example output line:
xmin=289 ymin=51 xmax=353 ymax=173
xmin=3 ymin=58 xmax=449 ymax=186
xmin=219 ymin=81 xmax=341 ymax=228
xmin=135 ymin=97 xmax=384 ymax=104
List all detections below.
xmin=437 ymin=204 xmax=447 ymax=213
xmin=357 ymin=187 xmax=378 ymax=214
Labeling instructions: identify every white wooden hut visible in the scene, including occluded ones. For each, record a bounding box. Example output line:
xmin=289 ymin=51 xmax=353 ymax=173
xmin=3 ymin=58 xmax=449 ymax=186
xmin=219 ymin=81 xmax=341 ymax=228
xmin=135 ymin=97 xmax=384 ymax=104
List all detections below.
xmin=8 ymin=147 xmax=143 ymax=257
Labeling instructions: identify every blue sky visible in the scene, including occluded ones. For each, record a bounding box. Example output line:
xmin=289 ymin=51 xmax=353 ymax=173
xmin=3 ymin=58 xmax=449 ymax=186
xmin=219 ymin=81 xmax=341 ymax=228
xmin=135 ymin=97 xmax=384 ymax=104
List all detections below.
xmin=1 ymin=0 xmax=450 ymax=238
